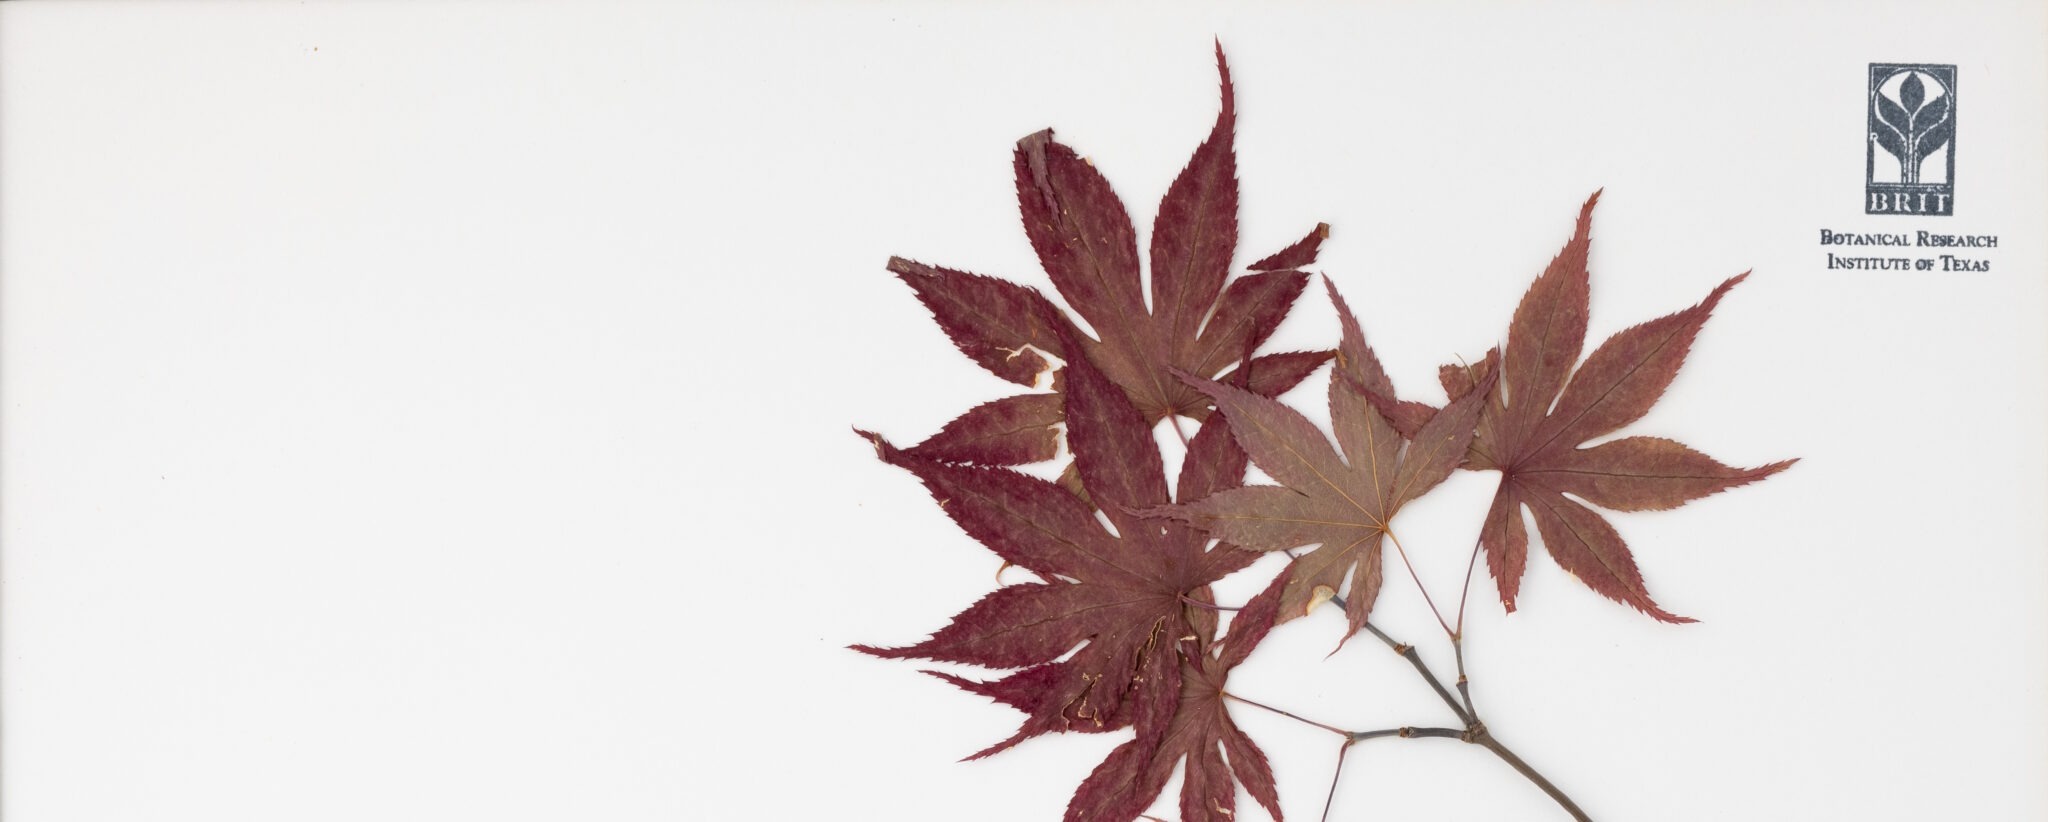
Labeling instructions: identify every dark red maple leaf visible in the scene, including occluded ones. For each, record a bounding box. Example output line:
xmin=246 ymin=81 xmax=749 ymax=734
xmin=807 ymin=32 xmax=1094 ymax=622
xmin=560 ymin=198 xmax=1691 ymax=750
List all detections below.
xmin=888 ymin=44 xmax=1331 ymax=467
xmin=1142 ymin=279 xmax=1495 ymax=640
xmin=853 ymin=343 xmax=1263 ymax=763
xmin=1063 ymin=572 xmax=1289 ymax=822
xmin=1386 ymin=193 xmax=1795 ymax=621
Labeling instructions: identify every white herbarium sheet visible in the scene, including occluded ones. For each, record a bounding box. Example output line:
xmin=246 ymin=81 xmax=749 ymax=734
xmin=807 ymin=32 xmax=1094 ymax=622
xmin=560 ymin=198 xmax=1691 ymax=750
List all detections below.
xmin=3 ymin=3 xmax=2043 ymax=820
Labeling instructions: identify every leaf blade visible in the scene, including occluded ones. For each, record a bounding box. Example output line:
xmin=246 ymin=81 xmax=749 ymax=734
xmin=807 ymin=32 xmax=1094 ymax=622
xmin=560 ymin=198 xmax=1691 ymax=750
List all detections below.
xmin=860 ymin=430 xmax=1148 ymax=586
xmin=889 ymin=256 xmax=1070 ymax=386
xmin=1192 ymin=269 xmax=1312 ymax=378
xmin=907 ymin=392 xmax=1064 ymax=465
xmin=1015 ymin=129 xmax=1151 ymax=356
xmin=1388 ymin=367 xmax=1495 ymax=508
xmin=1533 ymin=273 xmax=1747 ymax=453
xmin=1248 ymin=222 xmax=1329 ymax=271
xmin=1151 ymin=45 xmax=1239 ymax=353
xmin=1481 ymin=480 xmax=1530 ymax=613
xmin=852 ymin=582 xmax=1157 ymax=667
xmin=1064 ymin=344 xmax=1172 ymax=537
xmin=1535 ymin=436 xmax=1797 ymax=512
xmin=1523 ymin=489 xmax=1692 ymax=623
xmin=1179 ymin=373 xmax=1355 ymax=506
xmin=1148 ymin=484 xmax=1376 ymax=553
xmin=1500 ymin=192 xmax=1597 ymax=446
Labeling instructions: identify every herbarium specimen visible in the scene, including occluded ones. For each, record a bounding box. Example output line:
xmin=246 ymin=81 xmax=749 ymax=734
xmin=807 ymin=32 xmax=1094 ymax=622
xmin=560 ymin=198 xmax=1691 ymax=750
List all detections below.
xmin=854 ymin=45 xmax=1793 ymax=821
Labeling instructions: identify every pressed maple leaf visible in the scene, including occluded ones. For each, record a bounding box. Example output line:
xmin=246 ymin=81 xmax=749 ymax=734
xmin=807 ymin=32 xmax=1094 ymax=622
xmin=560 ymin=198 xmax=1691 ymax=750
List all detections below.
xmin=1143 ymin=279 xmax=1496 ymax=639
xmin=1393 ymin=193 xmax=1796 ymax=621
xmin=886 ymin=44 xmax=1331 ymax=467
xmin=1063 ymin=573 xmax=1289 ymax=822
xmin=852 ymin=344 xmax=1262 ymax=763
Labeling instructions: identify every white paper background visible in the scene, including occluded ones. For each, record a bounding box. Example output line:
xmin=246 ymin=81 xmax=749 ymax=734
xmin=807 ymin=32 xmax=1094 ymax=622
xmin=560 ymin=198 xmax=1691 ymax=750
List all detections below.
xmin=4 ymin=3 xmax=2044 ymax=820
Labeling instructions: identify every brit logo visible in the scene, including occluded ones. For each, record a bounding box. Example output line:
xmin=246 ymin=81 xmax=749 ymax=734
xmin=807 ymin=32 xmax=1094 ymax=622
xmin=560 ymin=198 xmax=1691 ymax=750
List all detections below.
xmin=1867 ymin=63 xmax=1956 ymax=215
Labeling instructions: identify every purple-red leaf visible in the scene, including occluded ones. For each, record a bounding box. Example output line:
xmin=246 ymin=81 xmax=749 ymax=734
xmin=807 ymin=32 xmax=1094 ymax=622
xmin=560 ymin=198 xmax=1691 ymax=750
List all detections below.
xmin=1176 ymin=405 xmax=1250 ymax=505
xmin=1324 ymin=276 xmax=1397 ymax=399
xmin=1192 ymin=270 xmax=1313 ymax=388
xmin=1523 ymin=488 xmax=1687 ymax=623
xmin=1015 ymin=127 xmax=1150 ymax=352
xmin=907 ymin=392 xmax=1064 ymax=465
xmin=1151 ymin=41 xmax=1239 ymax=353
xmin=1480 ymin=482 xmax=1530 ymax=612
xmin=1065 ymin=336 xmax=1172 ymax=538
xmin=862 ymin=48 xmax=1356 ymax=819
xmin=1063 ymin=570 xmax=1292 ymax=822
xmin=1141 ymin=283 xmax=1495 ymax=639
xmin=1500 ymin=194 xmax=1596 ymax=446
xmin=1453 ymin=194 xmax=1794 ymax=620
xmin=852 ymin=581 xmax=1154 ymax=670
xmin=1530 ymin=273 xmax=1742 ymax=451
xmin=853 ymin=350 xmax=1270 ymax=761
xmin=924 ymin=663 xmax=1118 ymax=759
xmin=1249 ymin=222 xmax=1330 ymax=271
xmin=898 ymin=48 xmax=1325 ymax=433
xmin=889 ymin=256 xmax=1070 ymax=387
xmin=1535 ymin=436 xmax=1797 ymax=513
xmin=1217 ymin=349 xmax=1335 ymax=402
xmin=856 ymin=430 xmax=1147 ymax=586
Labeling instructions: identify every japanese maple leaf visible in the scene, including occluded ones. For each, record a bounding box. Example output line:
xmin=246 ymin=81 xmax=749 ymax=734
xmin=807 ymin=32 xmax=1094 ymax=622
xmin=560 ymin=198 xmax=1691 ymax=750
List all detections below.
xmin=1143 ymin=279 xmax=1496 ymax=639
xmin=1398 ymin=193 xmax=1796 ymax=621
xmin=1063 ymin=572 xmax=1290 ymax=822
xmin=852 ymin=341 xmax=1262 ymax=760
xmin=887 ymin=44 xmax=1331 ymax=467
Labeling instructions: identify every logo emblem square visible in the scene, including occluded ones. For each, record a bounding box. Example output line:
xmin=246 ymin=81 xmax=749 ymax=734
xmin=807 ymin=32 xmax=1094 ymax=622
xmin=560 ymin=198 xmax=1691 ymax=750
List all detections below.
xmin=1867 ymin=63 xmax=1957 ymax=215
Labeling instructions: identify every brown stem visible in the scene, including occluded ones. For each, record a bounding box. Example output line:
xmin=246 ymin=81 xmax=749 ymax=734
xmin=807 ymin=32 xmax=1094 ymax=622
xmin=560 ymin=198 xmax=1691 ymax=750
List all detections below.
xmin=1320 ymin=730 xmax=1455 ymax=821
xmin=1337 ymin=602 xmax=1471 ymax=728
xmin=1454 ymin=633 xmax=1476 ymax=719
xmin=1178 ymin=593 xmax=1239 ymax=612
xmin=1383 ymin=529 xmax=1455 ymax=638
xmin=1165 ymin=413 xmax=1191 ymax=446
xmin=1455 ymin=532 xmax=1483 ymax=635
xmin=1228 ymin=687 xmax=1590 ymax=820
xmin=1222 ymin=692 xmax=1349 ymax=737
xmin=1350 ymin=726 xmax=1462 ymax=741
xmin=1295 ymin=564 xmax=1590 ymax=819
xmin=1305 ymin=556 xmax=1469 ymax=725
xmin=1322 ymin=727 xmax=1586 ymax=821
xmin=1319 ymin=739 xmax=1354 ymax=822
xmin=1471 ymin=729 xmax=1593 ymax=822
